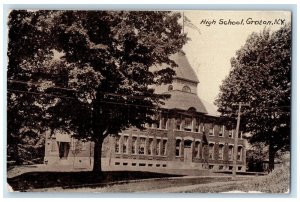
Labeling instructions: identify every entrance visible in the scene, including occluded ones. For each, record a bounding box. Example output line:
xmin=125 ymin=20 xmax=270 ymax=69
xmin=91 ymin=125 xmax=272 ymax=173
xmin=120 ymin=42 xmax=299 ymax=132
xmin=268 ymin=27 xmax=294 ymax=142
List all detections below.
xmin=183 ymin=140 xmax=193 ymax=162
xmin=58 ymin=142 xmax=70 ymax=159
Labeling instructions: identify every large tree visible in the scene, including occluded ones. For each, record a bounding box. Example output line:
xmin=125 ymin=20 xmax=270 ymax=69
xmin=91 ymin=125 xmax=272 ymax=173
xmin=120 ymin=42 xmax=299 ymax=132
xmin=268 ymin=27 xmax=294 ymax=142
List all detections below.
xmin=7 ymin=10 xmax=187 ymax=171
xmin=215 ymin=24 xmax=291 ymax=171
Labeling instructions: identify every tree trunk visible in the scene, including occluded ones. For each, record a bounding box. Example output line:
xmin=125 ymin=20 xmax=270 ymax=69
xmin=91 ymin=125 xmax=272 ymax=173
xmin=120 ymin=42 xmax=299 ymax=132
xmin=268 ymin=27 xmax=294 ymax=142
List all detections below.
xmin=93 ymin=138 xmax=103 ymax=172
xmin=268 ymin=143 xmax=276 ymax=172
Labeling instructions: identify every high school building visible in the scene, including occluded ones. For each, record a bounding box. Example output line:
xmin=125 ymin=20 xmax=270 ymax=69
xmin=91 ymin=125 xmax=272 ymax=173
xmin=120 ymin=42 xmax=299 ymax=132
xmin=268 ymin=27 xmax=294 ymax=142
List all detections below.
xmin=44 ymin=52 xmax=247 ymax=173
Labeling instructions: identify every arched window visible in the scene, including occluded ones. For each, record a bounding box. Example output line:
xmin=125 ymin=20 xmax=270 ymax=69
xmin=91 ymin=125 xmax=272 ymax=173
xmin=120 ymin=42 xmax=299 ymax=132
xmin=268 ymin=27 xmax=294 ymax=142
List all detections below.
xmin=184 ymin=117 xmax=192 ymax=131
xmin=162 ymin=139 xmax=168 ymax=156
xmin=132 ymin=136 xmax=137 ymax=154
xmin=176 ymin=139 xmax=181 ymax=157
xmin=218 ymin=144 xmax=224 ymax=160
xmin=168 ymin=85 xmax=173 ymax=91
xmin=156 ymin=139 xmax=161 ymax=156
xmin=238 ymin=146 xmax=243 ymax=161
xmin=228 ymin=145 xmax=234 ymax=160
xmin=148 ymin=138 xmax=153 ymax=155
xmin=209 ymin=143 xmax=214 ymax=160
xmin=182 ymin=85 xmax=191 ymax=93
xmin=139 ymin=137 xmax=146 ymax=155
xmin=122 ymin=136 xmax=128 ymax=154
xmin=194 ymin=141 xmax=200 ymax=158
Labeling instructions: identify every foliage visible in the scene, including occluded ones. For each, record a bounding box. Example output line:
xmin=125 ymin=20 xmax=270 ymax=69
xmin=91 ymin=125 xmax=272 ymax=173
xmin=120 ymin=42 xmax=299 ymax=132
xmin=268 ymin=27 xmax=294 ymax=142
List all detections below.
xmin=215 ymin=24 xmax=291 ymax=170
xmin=7 ymin=10 xmax=187 ymax=170
xmin=246 ymin=143 xmax=267 ymax=172
xmin=241 ymin=164 xmax=290 ymax=193
xmin=7 ymin=130 xmax=45 ymax=166
xmin=184 ymin=165 xmax=289 ymax=193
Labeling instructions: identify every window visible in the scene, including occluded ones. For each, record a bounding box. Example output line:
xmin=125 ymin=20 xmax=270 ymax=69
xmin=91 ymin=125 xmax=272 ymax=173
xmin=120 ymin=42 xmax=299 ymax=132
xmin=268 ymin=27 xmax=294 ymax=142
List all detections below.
xmin=238 ymin=146 xmax=243 ymax=161
xmin=122 ymin=136 xmax=128 ymax=154
xmin=182 ymin=86 xmax=191 ymax=93
xmin=228 ymin=145 xmax=234 ymax=160
xmin=168 ymin=85 xmax=173 ymax=91
xmin=219 ymin=126 xmax=224 ymax=137
xmin=81 ymin=141 xmax=86 ymax=151
xmin=161 ymin=115 xmax=167 ymax=129
xmin=156 ymin=139 xmax=161 ymax=156
xmin=195 ymin=119 xmax=200 ymax=132
xmin=218 ymin=144 xmax=224 ymax=160
xmin=115 ymin=136 xmax=120 ymax=153
xmin=228 ymin=130 xmax=233 ymax=138
xmin=176 ymin=117 xmax=181 ymax=130
xmin=176 ymin=139 xmax=181 ymax=157
xmin=209 ymin=143 xmax=214 ymax=160
xmin=184 ymin=117 xmax=192 ymax=131
xmin=238 ymin=131 xmax=243 ymax=139
xmin=132 ymin=136 xmax=137 ymax=154
xmin=209 ymin=125 xmax=214 ymax=136
xmin=148 ymin=138 xmax=153 ymax=155
xmin=209 ymin=165 xmax=214 ymax=169
xmin=58 ymin=142 xmax=70 ymax=159
xmin=219 ymin=165 xmax=224 ymax=170
xmin=152 ymin=122 xmax=159 ymax=129
xmin=51 ymin=140 xmax=57 ymax=152
xmin=194 ymin=141 xmax=200 ymax=158
xmin=162 ymin=139 xmax=168 ymax=156
xmin=139 ymin=137 xmax=146 ymax=155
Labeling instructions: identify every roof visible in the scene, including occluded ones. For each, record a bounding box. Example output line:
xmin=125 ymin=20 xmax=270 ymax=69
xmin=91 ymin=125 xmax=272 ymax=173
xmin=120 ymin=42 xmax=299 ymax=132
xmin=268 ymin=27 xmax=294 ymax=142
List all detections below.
xmin=201 ymin=99 xmax=220 ymax=117
xmin=160 ymin=90 xmax=207 ymax=114
xmin=170 ymin=52 xmax=200 ymax=83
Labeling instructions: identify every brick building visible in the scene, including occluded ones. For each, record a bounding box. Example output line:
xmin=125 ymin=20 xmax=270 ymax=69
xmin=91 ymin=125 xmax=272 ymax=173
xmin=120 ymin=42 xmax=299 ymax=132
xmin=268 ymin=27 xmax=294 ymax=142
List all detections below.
xmin=44 ymin=52 xmax=247 ymax=173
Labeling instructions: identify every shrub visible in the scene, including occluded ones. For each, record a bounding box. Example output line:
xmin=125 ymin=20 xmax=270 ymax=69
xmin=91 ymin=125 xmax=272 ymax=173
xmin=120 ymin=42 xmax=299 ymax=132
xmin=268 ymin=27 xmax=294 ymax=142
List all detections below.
xmin=241 ymin=164 xmax=290 ymax=193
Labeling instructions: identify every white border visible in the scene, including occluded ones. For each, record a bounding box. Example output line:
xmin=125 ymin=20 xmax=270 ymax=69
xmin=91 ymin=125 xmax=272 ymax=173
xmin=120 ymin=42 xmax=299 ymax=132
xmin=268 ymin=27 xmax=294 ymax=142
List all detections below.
xmin=1 ymin=1 xmax=299 ymax=201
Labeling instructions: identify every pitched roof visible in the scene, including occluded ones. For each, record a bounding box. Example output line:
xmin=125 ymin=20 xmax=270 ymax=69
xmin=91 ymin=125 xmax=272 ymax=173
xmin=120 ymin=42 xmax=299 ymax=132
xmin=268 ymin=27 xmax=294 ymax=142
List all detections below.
xmin=160 ymin=90 xmax=207 ymax=114
xmin=170 ymin=52 xmax=200 ymax=83
xmin=201 ymin=99 xmax=220 ymax=117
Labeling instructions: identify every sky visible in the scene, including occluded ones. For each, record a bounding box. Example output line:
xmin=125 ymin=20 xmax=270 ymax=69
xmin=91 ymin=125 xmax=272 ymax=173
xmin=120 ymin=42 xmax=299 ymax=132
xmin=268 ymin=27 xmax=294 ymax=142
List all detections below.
xmin=181 ymin=11 xmax=291 ymax=108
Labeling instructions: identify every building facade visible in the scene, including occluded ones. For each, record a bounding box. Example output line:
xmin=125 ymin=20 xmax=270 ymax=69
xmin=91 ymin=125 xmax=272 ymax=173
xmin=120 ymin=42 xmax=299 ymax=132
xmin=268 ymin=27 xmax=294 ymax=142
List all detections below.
xmin=44 ymin=52 xmax=247 ymax=173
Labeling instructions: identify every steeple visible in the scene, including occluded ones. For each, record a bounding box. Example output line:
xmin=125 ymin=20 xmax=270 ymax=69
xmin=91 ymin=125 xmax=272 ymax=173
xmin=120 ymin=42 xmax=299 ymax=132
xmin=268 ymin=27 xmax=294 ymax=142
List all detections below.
xmin=155 ymin=51 xmax=207 ymax=114
xmin=170 ymin=52 xmax=199 ymax=84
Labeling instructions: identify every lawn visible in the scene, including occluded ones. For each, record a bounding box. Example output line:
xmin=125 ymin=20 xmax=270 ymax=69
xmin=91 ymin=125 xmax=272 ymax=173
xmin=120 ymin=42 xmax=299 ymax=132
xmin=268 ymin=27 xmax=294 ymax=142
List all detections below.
xmin=7 ymin=165 xmax=289 ymax=193
xmin=184 ymin=165 xmax=290 ymax=193
xmin=7 ymin=171 xmax=182 ymax=191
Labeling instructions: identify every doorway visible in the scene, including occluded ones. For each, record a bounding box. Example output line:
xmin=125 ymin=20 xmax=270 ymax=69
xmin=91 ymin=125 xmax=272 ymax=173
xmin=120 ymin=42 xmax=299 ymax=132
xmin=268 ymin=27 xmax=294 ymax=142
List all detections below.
xmin=58 ymin=142 xmax=70 ymax=159
xmin=183 ymin=139 xmax=193 ymax=162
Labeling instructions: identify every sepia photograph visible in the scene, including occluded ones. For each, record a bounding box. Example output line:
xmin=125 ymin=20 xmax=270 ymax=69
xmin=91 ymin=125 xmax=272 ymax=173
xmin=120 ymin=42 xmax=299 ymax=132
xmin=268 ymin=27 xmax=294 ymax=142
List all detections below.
xmin=6 ymin=9 xmax=291 ymax=194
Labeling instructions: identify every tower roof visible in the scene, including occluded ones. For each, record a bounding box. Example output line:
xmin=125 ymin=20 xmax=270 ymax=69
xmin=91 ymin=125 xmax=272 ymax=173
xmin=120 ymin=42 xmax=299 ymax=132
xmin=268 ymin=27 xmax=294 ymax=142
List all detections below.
xmin=170 ymin=52 xmax=200 ymax=83
xmin=161 ymin=90 xmax=207 ymax=114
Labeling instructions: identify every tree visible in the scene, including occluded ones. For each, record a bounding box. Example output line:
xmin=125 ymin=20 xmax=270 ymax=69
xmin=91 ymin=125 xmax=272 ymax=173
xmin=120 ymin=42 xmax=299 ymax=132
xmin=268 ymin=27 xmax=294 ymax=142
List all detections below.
xmin=246 ymin=143 xmax=267 ymax=172
xmin=7 ymin=10 xmax=187 ymax=171
xmin=215 ymin=24 xmax=291 ymax=171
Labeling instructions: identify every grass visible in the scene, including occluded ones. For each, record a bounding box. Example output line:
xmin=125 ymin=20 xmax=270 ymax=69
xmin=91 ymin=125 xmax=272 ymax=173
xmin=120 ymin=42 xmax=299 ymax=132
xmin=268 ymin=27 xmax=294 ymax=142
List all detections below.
xmin=184 ymin=165 xmax=290 ymax=193
xmin=239 ymin=165 xmax=290 ymax=193
xmin=7 ymin=171 xmax=182 ymax=191
xmin=8 ymin=165 xmax=290 ymax=193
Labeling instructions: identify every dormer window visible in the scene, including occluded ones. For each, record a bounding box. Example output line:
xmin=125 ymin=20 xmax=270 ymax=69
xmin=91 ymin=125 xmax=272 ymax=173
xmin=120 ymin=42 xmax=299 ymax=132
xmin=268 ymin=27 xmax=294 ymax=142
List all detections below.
xmin=182 ymin=85 xmax=191 ymax=93
xmin=168 ymin=85 xmax=173 ymax=91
